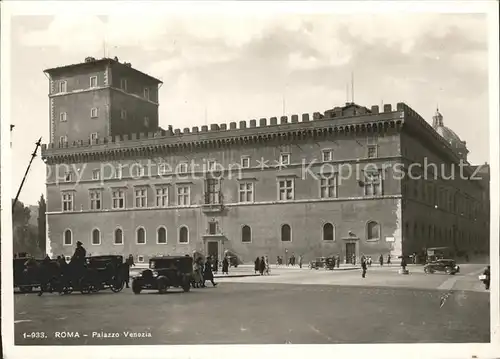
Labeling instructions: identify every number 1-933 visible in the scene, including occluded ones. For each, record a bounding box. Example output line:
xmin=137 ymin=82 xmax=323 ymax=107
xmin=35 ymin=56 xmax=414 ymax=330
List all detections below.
xmin=23 ymin=332 xmax=47 ymax=339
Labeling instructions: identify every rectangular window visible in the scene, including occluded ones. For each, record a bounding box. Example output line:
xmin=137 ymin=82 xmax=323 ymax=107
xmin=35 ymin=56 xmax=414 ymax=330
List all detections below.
xmin=91 ymin=133 xmax=98 ymax=141
xmin=155 ymin=187 xmax=169 ymax=207
xmin=115 ymin=165 xmax=122 ymax=179
xmin=90 ymin=76 xmax=97 ymax=88
xmin=209 ymin=222 xmax=217 ymax=235
xmin=322 ymin=149 xmax=333 ymax=162
xmin=59 ymin=81 xmax=67 ymax=93
xmin=367 ymin=145 xmax=378 ymax=159
xmin=137 ymin=255 xmax=145 ymax=263
xmin=280 ymin=153 xmax=291 ymax=165
xmin=59 ymin=136 xmax=68 ymax=145
xmin=134 ymin=188 xmax=147 ymax=208
xmin=241 ymin=156 xmax=250 ymax=169
xmin=121 ymin=109 xmax=127 ymax=120
xmin=205 ymin=178 xmax=220 ymax=204
xmin=92 ymin=169 xmax=100 ymax=180
xmin=89 ymin=190 xmax=102 ymax=210
xmin=364 ymin=171 xmax=383 ymax=196
xmin=120 ymin=78 xmax=128 ymax=91
xmin=239 ymin=182 xmax=254 ymax=203
xmin=278 ymin=179 xmax=294 ymax=201
xmin=144 ymin=87 xmax=150 ymax=100
xmin=177 ymin=185 xmax=190 ymax=206
xmin=158 ymin=163 xmax=169 ymax=175
xmin=60 ymin=112 xmax=67 ymax=122
xmin=207 ymin=160 xmax=216 ymax=171
xmin=62 ymin=192 xmax=74 ymax=212
xmin=112 ymin=189 xmax=125 ymax=209
xmin=91 ymin=108 xmax=98 ymax=118
xmin=178 ymin=162 xmax=188 ymax=174
xmin=320 ymin=175 xmax=338 ymax=198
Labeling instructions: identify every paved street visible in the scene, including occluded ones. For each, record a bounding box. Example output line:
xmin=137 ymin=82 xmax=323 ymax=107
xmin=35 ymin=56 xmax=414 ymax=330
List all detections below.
xmin=13 ymin=264 xmax=489 ymax=345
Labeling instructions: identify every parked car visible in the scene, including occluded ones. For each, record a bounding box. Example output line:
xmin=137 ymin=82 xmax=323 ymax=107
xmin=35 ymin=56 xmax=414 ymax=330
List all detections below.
xmin=309 ymin=257 xmax=326 ymax=270
xmin=424 ymin=259 xmax=460 ymax=275
xmin=132 ymin=255 xmax=193 ymax=294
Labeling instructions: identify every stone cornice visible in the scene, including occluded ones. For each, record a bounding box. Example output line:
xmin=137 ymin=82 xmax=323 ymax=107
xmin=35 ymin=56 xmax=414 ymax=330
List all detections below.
xmin=42 ymin=106 xmax=404 ymax=164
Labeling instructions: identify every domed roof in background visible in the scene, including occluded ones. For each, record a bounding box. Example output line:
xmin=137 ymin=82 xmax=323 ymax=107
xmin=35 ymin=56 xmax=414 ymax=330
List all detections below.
xmin=436 ymin=125 xmax=463 ymax=146
xmin=432 ymin=108 xmax=468 ymax=161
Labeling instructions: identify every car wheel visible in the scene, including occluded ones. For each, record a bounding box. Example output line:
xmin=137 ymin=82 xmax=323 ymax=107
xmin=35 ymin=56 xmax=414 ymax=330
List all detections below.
xmin=424 ymin=267 xmax=429 ymax=274
xmin=445 ymin=267 xmax=453 ymax=275
xmin=132 ymin=281 xmax=142 ymax=294
xmin=157 ymin=279 xmax=168 ymax=294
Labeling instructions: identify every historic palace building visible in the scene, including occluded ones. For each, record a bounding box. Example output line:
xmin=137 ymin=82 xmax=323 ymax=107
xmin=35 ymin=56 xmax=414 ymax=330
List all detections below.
xmin=41 ymin=57 xmax=490 ymax=264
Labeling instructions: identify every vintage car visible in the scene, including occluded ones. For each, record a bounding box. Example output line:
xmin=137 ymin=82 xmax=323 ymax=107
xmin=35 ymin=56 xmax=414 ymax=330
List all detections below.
xmin=424 ymin=259 xmax=460 ymax=275
xmin=13 ymin=257 xmax=61 ymax=293
xmin=132 ymin=255 xmax=193 ymax=294
xmin=324 ymin=257 xmax=336 ymax=270
xmin=309 ymin=257 xmax=326 ymax=270
xmin=13 ymin=257 xmax=42 ymax=293
xmin=78 ymin=255 xmax=125 ymax=294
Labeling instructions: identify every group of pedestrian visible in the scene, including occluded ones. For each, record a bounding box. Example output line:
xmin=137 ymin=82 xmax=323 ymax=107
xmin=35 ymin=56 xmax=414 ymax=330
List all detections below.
xmin=378 ymin=254 xmax=391 ymax=266
xmin=254 ymin=256 xmax=270 ymax=275
xmin=193 ymin=256 xmax=219 ymax=288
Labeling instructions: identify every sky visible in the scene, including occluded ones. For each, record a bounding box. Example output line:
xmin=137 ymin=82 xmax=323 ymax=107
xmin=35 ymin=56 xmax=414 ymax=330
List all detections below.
xmin=4 ymin=5 xmax=491 ymax=206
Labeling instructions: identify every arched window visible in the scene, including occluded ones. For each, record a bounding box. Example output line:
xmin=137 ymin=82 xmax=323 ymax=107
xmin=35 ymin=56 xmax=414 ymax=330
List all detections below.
xmin=114 ymin=228 xmax=123 ymax=245
xmin=281 ymin=224 xmax=291 ymax=242
xmin=179 ymin=226 xmax=189 ymax=243
xmin=92 ymin=229 xmax=101 ymax=245
xmin=136 ymin=227 xmax=146 ymax=244
xmin=242 ymin=225 xmax=251 ymax=243
xmin=323 ymin=223 xmax=334 ymax=241
xmin=367 ymin=221 xmax=380 ymax=241
xmin=157 ymin=227 xmax=167 ymax=244
xmin=63 ymin=229 xmax=72 ymax=245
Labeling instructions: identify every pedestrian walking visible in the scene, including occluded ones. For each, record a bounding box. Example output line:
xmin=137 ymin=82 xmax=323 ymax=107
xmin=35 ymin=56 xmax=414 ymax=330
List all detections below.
xmin=204 ymin=257 xmax=217 ymax=287
xmin=351 ymin=254 xmax=356 ymax=266
xmin=401 ymin=256 xmax=407 ymax=271
xmin=264 ymin=256 xmax=270 ymax=275
xmin=361 ymin=258 xmax=367 ymax=278
xmin=387 ymin=254 xmax=391 ymax=266
xmin=368 ymin=256 xmax=372 ymax=266
xmin=254 ymin=257 xmax=260 ymax=274
xmin=222 ymin=256 xmax=229 ymax=275
xmin=122 ymin=254 xmax=134 ymax=288
xmin=298 ymin=255 xmax=303 ymax=269
xmin=212 ymin=257 xmax=219 ymax=274
xmin=259 ymin=256 xmax=266 ymax=275
xmin=336 ymin=255 xmax=340 ymax=268
xmin=379 ymin=254 xmax=384 ymax=266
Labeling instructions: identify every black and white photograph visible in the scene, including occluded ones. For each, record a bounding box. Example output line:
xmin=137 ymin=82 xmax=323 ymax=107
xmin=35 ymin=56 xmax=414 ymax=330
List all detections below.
xmin=1 ymin=1 xmax=499 ymax=358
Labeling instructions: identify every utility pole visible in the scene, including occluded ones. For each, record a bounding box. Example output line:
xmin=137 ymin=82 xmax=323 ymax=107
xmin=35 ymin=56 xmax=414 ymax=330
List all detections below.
xmin=12 ymin=137 xmax=42 ymax=211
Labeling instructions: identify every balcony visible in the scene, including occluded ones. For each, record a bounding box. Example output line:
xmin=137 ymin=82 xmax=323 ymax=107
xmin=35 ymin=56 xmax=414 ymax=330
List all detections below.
xmin=201 ymin=192 xmax=224 ymax=214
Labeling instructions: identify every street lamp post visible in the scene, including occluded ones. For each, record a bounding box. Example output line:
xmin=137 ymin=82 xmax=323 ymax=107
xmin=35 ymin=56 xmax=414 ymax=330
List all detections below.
xmin=285 ymin=248 xmax=288 ymax=266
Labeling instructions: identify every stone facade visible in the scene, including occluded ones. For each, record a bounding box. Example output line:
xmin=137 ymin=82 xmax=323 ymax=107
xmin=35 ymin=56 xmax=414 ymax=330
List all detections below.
xmin=41 ymin=58 xmax=490 ymax=265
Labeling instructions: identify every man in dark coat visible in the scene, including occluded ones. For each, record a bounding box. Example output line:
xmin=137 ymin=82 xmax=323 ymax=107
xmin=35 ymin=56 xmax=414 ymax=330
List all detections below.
xmin=222 ymin=256 xmax=229 ymax=275
xmin=122 ymin=255 xmax=134 ymax=288
xmin=482 ymin=265 xmax=490 ymax=290
xmin=212 ymin=257 xmax=219 ymax=274
xmin=387 ymin=254 xmax=391 ymax=266
xmin=379 ymin=254 xmax=384 ymax=266
xmin=254 ymin=257 xmax=260 ymax=274
xmin=361 ymin=257 xmax=367 ymax=278
xmin=336 ymin=255 xmax=340 ymax=268
xmin=203 ymin=257 xmax=217 ymax=287
xmin=38 ymin=255 xmax=53 ymax=296
xmin=259 ymin=256 xmax=266 ymax=275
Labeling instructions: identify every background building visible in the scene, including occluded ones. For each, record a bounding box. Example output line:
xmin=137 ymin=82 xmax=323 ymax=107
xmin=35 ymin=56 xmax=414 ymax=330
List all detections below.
xmin=41 ymin=57 xmax=490 ymax=264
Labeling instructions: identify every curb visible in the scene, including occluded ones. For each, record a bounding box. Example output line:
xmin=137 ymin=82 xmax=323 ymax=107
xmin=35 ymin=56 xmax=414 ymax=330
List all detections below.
xmin=214 ymin=274 xmax=260 ymax=279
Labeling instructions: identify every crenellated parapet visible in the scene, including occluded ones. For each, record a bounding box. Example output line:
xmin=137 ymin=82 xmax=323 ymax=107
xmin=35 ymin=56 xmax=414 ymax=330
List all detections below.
xmin=42 ymin=103 xmax=405 ymax=164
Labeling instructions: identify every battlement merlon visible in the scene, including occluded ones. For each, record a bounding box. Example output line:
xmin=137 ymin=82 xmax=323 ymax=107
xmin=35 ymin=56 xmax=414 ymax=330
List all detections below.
xmin=41 ymin=102 xmax=406 ymax=157
xmin=43 ymin=57 xmax=163 ymax=85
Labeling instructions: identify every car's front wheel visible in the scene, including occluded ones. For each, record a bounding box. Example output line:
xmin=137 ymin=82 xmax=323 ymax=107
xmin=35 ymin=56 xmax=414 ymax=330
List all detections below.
xmin=157 ymin=278 xmax=168 ymax=294
xmin=131 ymin=280 xmax=142 ymax=294
xmin=445 ymin=267 xmax=453 ymax=275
